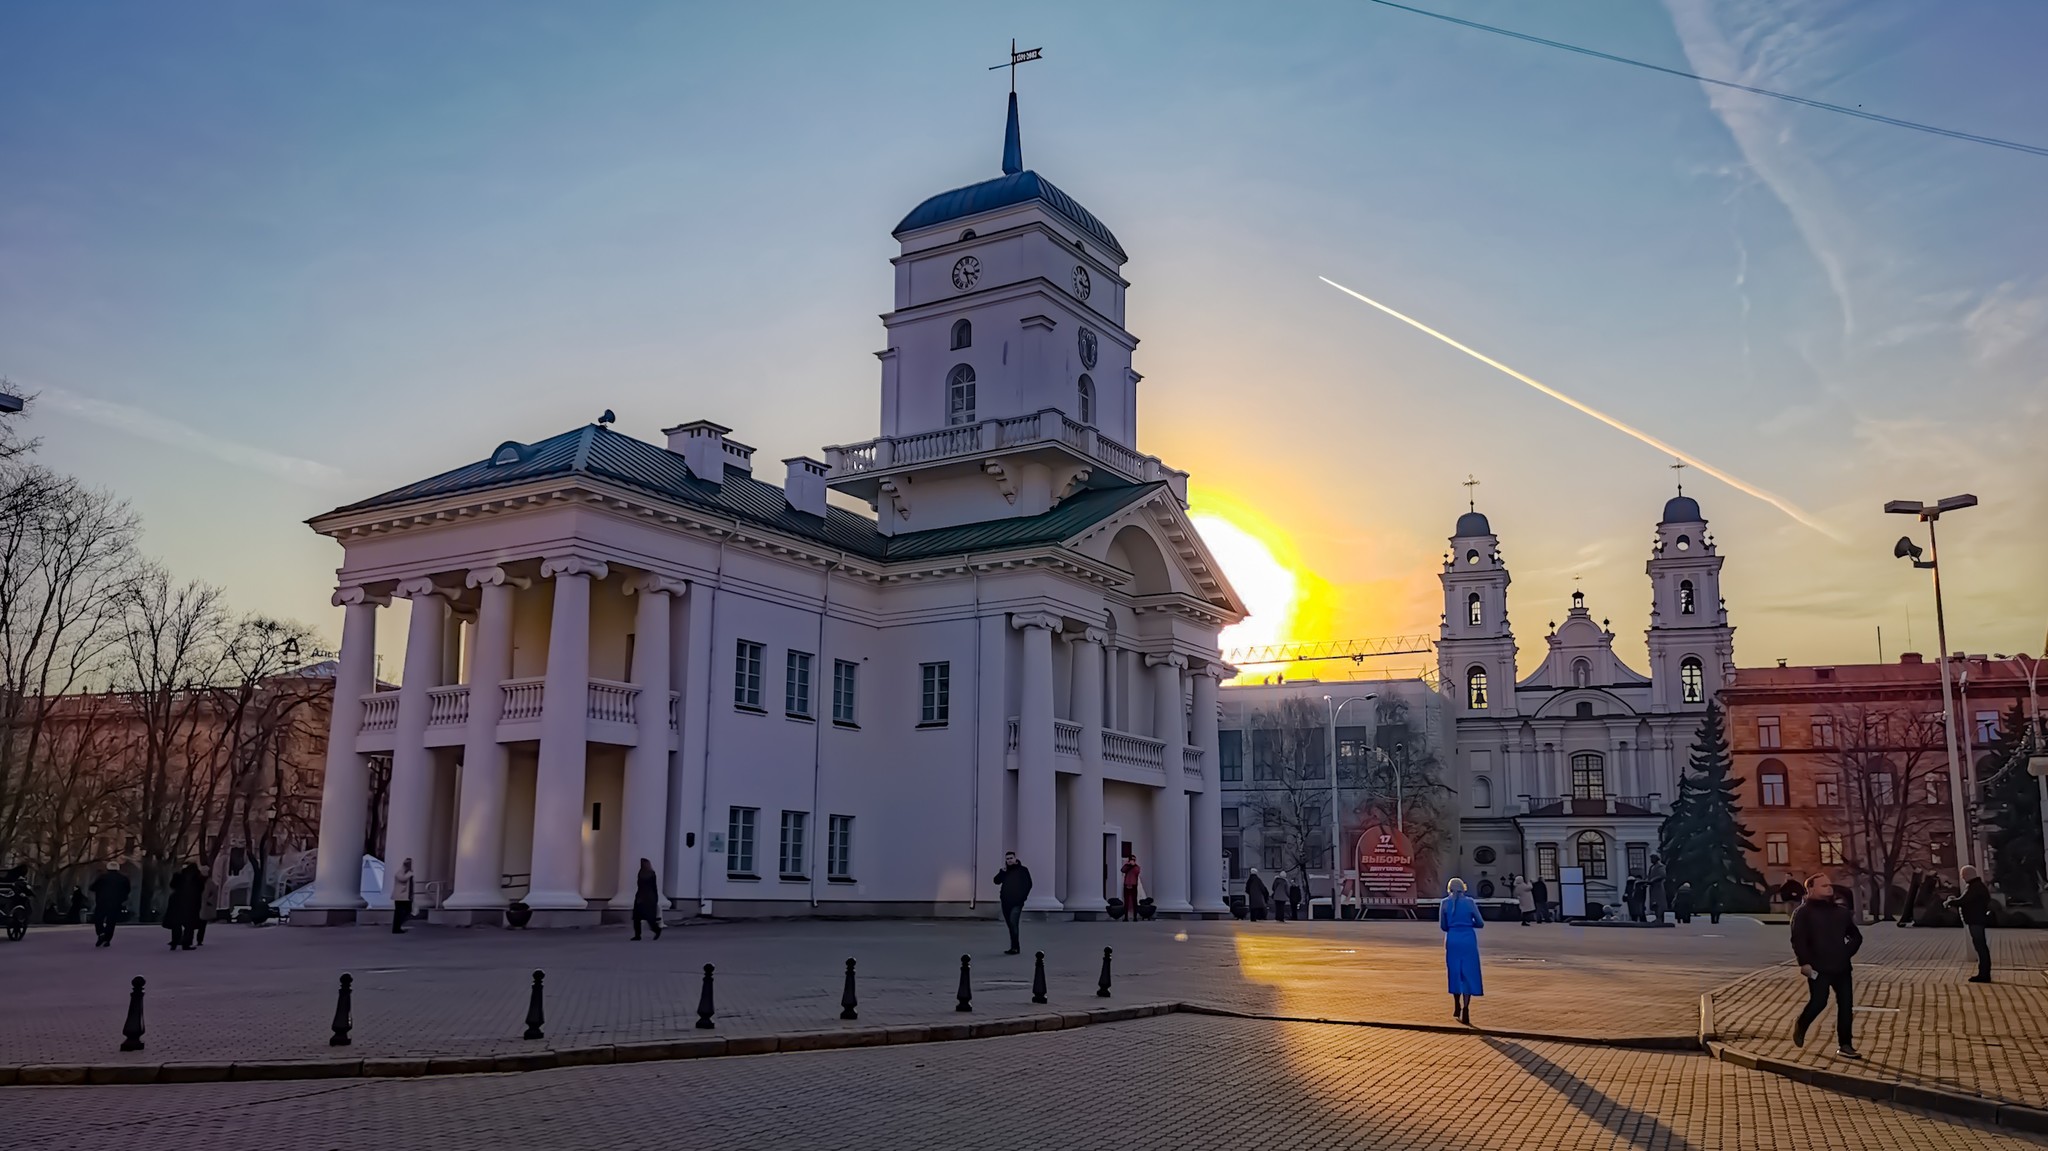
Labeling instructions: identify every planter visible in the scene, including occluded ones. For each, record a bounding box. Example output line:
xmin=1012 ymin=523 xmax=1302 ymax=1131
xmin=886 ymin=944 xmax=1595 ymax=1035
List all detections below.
xmin=1106 ymin=897 xmax=1126 ymax=921
xmin=505 ymin=902 xmax=534 ymax=929
xmin=1136 ymin=898 xmax=1156 ymax=921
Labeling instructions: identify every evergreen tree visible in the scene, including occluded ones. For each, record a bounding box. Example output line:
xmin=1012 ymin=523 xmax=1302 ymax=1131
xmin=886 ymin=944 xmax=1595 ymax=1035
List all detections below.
xmin=1659 ymin=701 xmax=1765 ymax=901
xmin=1981 ymin=701 xmax=2043 ymax=903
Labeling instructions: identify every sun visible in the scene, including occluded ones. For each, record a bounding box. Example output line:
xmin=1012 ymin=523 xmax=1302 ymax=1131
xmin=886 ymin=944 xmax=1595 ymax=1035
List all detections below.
xmin=1189 ymin=511 xmax=1299 ymax=655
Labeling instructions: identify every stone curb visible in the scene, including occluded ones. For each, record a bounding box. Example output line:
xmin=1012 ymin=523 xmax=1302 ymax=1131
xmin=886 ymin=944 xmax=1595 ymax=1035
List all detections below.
xmin=0 ymin=1002 xmax=1182 ymax=1089
xmin=1171 ymin=1003 xmax=1702 ymax=1052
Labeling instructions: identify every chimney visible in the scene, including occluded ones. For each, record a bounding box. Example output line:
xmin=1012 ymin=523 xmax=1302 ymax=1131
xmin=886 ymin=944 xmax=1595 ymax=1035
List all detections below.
xmin=663 ymin=420 xmax=735 ymax=481
xmin=1900 ymin=652 xmax=1924 ymax=665
xmin=783 ymin=456 xmax=828 ymax=518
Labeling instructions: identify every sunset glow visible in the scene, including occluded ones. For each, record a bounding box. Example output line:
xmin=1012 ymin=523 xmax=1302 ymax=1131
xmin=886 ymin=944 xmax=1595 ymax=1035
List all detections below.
xmin=1191 ymin=507 xmax=1301 ymax=655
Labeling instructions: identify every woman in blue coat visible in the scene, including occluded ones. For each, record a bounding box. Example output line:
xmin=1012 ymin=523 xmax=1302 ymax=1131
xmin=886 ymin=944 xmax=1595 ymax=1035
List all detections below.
xmin=1440 ymin=877 xmax=1485 ymax=1025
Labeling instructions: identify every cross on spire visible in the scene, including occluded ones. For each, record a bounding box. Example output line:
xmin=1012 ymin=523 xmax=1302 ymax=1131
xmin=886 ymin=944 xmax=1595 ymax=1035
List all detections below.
xmin=1670 ymin=458 xmax=1687 ymax=495
xmin=1462 ymin=474 xmax=1480 ymax=512
xmin=988 ymin=39 xmax=1043 ymax=94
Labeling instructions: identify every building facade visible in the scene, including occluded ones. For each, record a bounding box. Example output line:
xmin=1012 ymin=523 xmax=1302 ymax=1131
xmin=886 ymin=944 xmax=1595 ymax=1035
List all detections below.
xmin=1439 ymin=493 xmax=1734 ymax=907
xmin=295 ymin=95 xmax=1245 ymax=927
xmin=1721 ymin=653 xmax=2031 ymax=903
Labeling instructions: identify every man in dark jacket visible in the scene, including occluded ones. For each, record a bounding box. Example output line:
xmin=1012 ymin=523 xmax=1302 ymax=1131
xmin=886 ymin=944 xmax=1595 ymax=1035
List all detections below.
xmin=992 ymin=852 xmax=1032 ymax=955
xmin=90 ymin=865 xmax=131 ymax=948
xmin=1790 ymin=874 xmax=1863 ymax=1058
xmin=1646 ymin=856 xmax=1669 ymax=923
xmin=1244 ymin=869 xmax=1269 ymax=921
xmin=1531 ymin=877 xmax=1549 ymax=923
xmin=1947 ymin=865 xmax=1993 ymax=982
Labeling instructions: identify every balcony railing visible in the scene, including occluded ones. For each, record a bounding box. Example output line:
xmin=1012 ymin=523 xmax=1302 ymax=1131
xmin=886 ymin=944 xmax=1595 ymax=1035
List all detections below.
xmin=824 ymin=407 xmax=1189 ymax=495
xmin=669 ymin=691 xmax=681 ymax=732
xmin=1182 ymin=746 xmax=1204 ymax=778
xmin=1102 ymin=730 xmax=1166 ymax=771
xmin=1055 ymin=721 xmax=1082 ymax=758
xmin=501 ymin=678 xmax=545 ymax=723
xmin=1523 ymin=794 xmax=1661 ymax=817
xmin=587 ymin=679 xmax=640 ymax=725
xmin=426 ymin=686 xmax=469 ymax=729
xmin=360 ymin=692 xmax=399 ymax=733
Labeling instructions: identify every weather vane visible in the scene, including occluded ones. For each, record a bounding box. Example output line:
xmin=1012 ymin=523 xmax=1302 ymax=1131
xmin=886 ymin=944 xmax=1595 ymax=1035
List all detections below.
xmin=1462 ymin=473 xmax=1480 ymax=512
xmin=989 ymin=38 xmax=1043 ymax=93
xmin=1670 ymin=458 xmax=1687 ymax=495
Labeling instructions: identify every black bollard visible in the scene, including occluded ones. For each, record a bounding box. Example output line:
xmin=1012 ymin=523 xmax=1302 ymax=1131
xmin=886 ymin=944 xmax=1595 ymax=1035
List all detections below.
xmin=954 ymin=954 xmax=972 ymax=1012
xmin=119 ymin=976 xmax=146 ymax=1052
xmin=840 ymin=958 xmax=858 ymax=1021
xmin=330 ymin=974 xmax=354 ymax=1047
xmin=695 ymin=963 xmax=716 ymax=1029
xmin=1031 ymin=951 xmax=1048 ymax=1005
xmin=523 ymin=970 xmax=545 ymax=1041
xmin=1096 ymin=947 xmax=1113 ymax=998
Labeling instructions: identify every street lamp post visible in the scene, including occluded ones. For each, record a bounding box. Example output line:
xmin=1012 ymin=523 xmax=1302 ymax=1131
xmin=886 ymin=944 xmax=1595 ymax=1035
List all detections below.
xmin=1996 ymin=636 xmax=2048 ymax=887
xmin=1887 ymin=494 xmax=1977 ymax=886
xmin=1325 ymin=693 xmax=1377 ymax=917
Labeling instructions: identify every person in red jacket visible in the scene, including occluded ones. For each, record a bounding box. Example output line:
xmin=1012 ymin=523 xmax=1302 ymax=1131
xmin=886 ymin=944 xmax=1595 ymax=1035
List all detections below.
xmin=1790 ymin=874 xmax=1863 ymax=1058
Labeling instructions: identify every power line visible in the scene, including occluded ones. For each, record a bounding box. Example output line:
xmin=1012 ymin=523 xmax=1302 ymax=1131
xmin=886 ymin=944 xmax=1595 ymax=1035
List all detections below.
xmin=1364 ymin=0 xmax=2048 ymax=159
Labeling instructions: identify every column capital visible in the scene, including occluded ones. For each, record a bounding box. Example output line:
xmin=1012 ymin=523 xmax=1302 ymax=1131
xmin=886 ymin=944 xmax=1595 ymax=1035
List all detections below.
xmin=1144 ymin=652 xmax=1189 ymax=670
xmin=331 ymin=585 xmax=391 ymax=608
xmin=622 ymin=572 xmax=689 ymax=597
xmin=539 ymin=556 xmax=610 ymax=582
xmin=393 ymin=576 xmax=459 ymax=601
xmin=1192 ymin=660 xmax=1233 ymax=683
xmin=1061 ymin=625 xmax=1108 ymax=646
xmin=465 ymin=565 xmax=532 ymax=591
xmin=1009 ymin=611 xmax=1063 ymax=634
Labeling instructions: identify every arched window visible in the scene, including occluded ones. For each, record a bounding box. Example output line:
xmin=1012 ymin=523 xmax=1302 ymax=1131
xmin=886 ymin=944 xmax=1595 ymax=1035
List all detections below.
xmin=951 ymin=318 xmax=972 ymax=350
xmin=1077 ymin=374 xmax=1094 ymax=424
xmin=1679 ymin=579 xmax=1696 ymax=615
xmin=960 ymin=229 xmax=976 ymax=241
xmin=1680 ymin=657 xmax=1705 ymax=703
xmin=1473 ymin=776 xmax=1493 ymax=809
xmin=1572 ymin=659 xmax=1590 ymax=689
xmin=1465 ymin=549 xmax=1480 ymax=565
xmin=1571 ymin=752 xmax=1605 ymax=799
xmin=1467 ymin=592 xmax=1482 ymax=627
xmin=1466 ymin=666 xmax=1489 ymax=709
xmin=1675 ymin=535 xmax=1691 ymax=552
xmin=1575 ymin=831 xmax=1608 ymax=880
xmin=946 ymin=364 xmax=976 ymax=426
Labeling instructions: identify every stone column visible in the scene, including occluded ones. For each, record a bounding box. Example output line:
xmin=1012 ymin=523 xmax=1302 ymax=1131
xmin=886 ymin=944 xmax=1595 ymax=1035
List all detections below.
xmin=527 ymin=556 xmax=606 ymax=909
xmin=1189 ymin=664 xmax=1229 ymax=915
xmin=445 ymin=566 xmax=524 ymax=910
xmin=1064 ymin=627 xmax=1106 ymax=913
xmin=385 ymin=576 xmax=451 ymax=893
xmin=1147 ymin=653 xmax=1192 ymax=914
xmin=1012 ymin=612 xmax=1063 ymax=911
xmin=617 ymin=574 xmax=680 ymax=904
xmin=307 ymin=586 xmax=385 ymax=911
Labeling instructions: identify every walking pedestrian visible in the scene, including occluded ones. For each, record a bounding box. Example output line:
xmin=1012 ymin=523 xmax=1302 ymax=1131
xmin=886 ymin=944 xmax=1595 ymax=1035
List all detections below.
xmin=1119 ymin=851 xmax=1141 ymax=923
xmin=67 ymin=886 xmax=87 ymax=924
xmin=391 ymin=857 xmax=415 ymax=934
xmin=195 ymin=864 xmax=217 ymax=946
xmin=1272 ymin=874 xmax=1290 ymax=923
xmin=1531 ymin=876 xmax=1549 ymax=923
xmin=1290 ymin=877 xmax=1305 ymax=921
xmin=1674 ymin=882 xmax=1694 ymax=925
xmin=1899 ymin=871 xmax=1925 ymax=927
xmin=1790 ymin=874 xmax=1863 ymax=1058
xmin=630 ymin=857 xmax=663 ymax=941
xmin=1707 ymin=882 xmax=1724 ymax=925
xmin=1245 ymin=869 xmax=1269 ymax=922
xmin=1946 ymin=865 xmax=1993 ymax=983
xmin=992 ymin=851 xmax=1032 ymax=954
xmin=165 ymin=862 xmax=203 ymax=950
xmin=1440 ymin=877 xmax=1485 ymax=1025
xmin=1647 ymin=855 xmax=1669 ymax=923
xmin=1624 ymin=874 xmax=1642 ymax=922
xmin=89 ymin=865 xmax=129 ymax=948
xmin=1516 ymin=876 xmax=1536 ymax=926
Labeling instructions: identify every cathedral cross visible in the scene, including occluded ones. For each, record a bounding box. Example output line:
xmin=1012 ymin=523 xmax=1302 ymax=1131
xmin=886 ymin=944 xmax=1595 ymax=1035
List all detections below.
xmin=1670 ymin=459 xmax=1688 ymax=495
xmin=1462 ymin=473 xmax=1480 ymax=512
xmin=989 ymin=39 xmax=1043 ymax=93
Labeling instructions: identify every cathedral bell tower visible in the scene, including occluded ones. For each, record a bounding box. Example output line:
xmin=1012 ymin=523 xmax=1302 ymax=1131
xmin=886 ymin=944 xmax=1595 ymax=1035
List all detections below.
xmin=1644 ymin=485 xmax=1735 ymax=712
xmin=1439 ymin=496 xmax=1518 ymax=719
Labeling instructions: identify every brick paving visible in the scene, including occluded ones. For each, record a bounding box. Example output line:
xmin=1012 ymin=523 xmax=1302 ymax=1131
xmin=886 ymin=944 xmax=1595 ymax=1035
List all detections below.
xmin=10 ymin=1014 xmax=2044 ymax=1151
xmin=1 ymin=915 xmax=1785 ymax=1070
xmin=1710 ymin=923 xmax=2048 ymax=1109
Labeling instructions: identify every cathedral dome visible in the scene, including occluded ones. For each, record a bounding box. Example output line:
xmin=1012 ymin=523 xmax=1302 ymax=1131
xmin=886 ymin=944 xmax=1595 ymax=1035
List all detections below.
xmin=1660 ymin=494 xmax=1702 ymax=524
xmin=1455 ymin=510 xmax=1492 ymax=537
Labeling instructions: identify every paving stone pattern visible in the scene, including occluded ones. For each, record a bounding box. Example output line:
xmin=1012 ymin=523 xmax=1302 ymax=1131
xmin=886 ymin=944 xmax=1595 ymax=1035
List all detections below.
xmin=11 ymin=1014 xmax=2045 ymax=1151
xmin=1711 ymin=924 xmax=2048 ymax=1109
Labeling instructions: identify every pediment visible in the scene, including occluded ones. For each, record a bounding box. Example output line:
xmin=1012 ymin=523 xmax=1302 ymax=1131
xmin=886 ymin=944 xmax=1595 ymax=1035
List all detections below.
xmin=1071 ymin=489 xmax=1247 ymax=622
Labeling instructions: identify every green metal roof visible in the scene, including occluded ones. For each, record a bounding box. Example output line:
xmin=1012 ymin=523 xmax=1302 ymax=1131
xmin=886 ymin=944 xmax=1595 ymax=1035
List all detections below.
xmin=324 ymin=424 xmax=1161 ymax=563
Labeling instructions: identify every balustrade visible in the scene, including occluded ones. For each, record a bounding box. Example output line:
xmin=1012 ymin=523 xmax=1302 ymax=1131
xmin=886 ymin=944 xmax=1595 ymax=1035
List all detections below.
xmin=586 ymin=679 xmax=640 ymax=724
xmin=359 ymin=691 xmax=399 ymax=733
xmin=425 ymin=686 xmax=469 ymax=728
xmin=1101 ymin=729 xmax=1166 ymax=770
xmin=1054 ymin=720 xmax=1081 ymax=758
xmin=500 ymin=678 xmax=545 ymax=722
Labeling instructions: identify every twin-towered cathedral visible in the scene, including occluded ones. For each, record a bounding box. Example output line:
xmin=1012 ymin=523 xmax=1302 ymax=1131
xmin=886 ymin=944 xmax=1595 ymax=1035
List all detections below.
xmin=1439 ymin=491 xmax=1735 ymax=905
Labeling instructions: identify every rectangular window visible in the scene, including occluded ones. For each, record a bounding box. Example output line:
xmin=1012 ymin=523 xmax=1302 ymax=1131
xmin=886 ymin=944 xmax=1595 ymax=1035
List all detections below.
xmin=1222 ymin=809 xmax=1241 ymax=880
xmin=734 ymin=640 xmax=764 ymax=709
xmin=1818 ymin=834 xmax=1844 ymax=866
xmin=920 ymin=661 xmax=951 ymax=725
xmin=1766 ymin=832 xmax=1789 ymax=865
xmin=1871 ymin=772 xmax=1894 ymax=806
xmin=1810 ymin=717 xmax=1834 ymax=748
xmin=827 ymin=814 xmax=853 ymax=879
xmin=1261 ymin=842 xmax=1284 ymax=871
xmin=1251 ymin=729 xmax=1280 ymax=782
xmin=779 ymin=810 xmax=807 ymax=878
xmin=1815 ymin=775 xmax=1840 ymax=807
xmin=1219 ymin=730 xmax=1244 ymax=782
xmin=1536 ymin=843 xmax=1559 ymax=883
xmin=785 ymin=651 xmax=813 ymax=718
xmin=1926 ymin=773 xmax=1948 ymax=806
xmin=1626 ymin=842 xmax=1648 ymax=879
xmin=832 ymin=660 xmax=858 ymax=725
xmin=1757 ymin=717 xmax=1781 ymax=749
xmin=1760 ymin=772 xmax=1787 ymax=807
xmin=1976 ymin=711 xmax=2000 ymax=744
xmin=726 ymin=806 xmax=757 ymax=875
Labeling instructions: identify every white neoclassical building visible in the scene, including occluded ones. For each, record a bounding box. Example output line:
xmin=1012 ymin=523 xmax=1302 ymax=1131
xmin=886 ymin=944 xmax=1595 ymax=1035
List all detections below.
xmin=1438 ymin=490 xmax=1736 ymax=906
xmin=295 ymin=94 xmax=1245 ymax=927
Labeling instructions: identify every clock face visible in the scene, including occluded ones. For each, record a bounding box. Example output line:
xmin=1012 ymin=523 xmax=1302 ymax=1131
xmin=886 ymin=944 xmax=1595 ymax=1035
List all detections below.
xmin=1072 ymin=265 xmax=1092 ymax=300
xmin=951 ymin=256 xmax=981 ymax=291
xmin=1078 ymin=327 xmax=1098 ymax=369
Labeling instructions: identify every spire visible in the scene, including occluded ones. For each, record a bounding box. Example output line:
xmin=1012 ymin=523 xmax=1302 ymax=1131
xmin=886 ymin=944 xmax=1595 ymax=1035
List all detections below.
xmin=1002 ymin=91 xmax=1023 ymax=175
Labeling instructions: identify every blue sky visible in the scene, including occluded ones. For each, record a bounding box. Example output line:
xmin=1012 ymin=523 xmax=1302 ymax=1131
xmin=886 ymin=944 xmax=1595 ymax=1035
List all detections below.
xmin=2 ymin=1 xmax=2042 ymax=671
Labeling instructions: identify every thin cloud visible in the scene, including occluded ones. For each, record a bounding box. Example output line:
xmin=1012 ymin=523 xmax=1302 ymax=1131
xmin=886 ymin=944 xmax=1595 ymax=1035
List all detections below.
xmin=37 ymin=386 xmax=348 ymax=489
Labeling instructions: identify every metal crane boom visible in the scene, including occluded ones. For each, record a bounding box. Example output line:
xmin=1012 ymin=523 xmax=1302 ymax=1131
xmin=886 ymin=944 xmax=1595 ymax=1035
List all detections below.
xmin=1224 ymin=635 xmax=1435 ymax=667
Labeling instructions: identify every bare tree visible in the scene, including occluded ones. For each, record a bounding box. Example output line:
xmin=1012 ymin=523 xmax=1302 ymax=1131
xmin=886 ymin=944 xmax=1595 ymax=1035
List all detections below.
xmin=20 ymin=690 xmax=137 ymax=910
xmin=1242 ymin=696 xmax=1333 ymax=899
xmin=1813 ymin=703 xmax=1954 ymax=918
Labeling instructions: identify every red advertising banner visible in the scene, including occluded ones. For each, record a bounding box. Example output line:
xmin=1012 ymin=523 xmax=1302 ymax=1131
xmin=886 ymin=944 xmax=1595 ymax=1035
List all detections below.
xmin=1355 ymin=825 xmax=1416 ymax=901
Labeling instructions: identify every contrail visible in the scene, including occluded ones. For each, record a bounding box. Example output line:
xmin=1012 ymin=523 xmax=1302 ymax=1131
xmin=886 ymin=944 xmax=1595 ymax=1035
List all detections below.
xmin=1319 ymin=276 xmax=1841 ymax=541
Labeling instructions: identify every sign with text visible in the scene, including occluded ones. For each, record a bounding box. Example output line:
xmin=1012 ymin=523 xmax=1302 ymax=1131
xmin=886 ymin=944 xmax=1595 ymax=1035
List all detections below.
xmin=1355 ymin=825 xmax=1416 ymax=902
